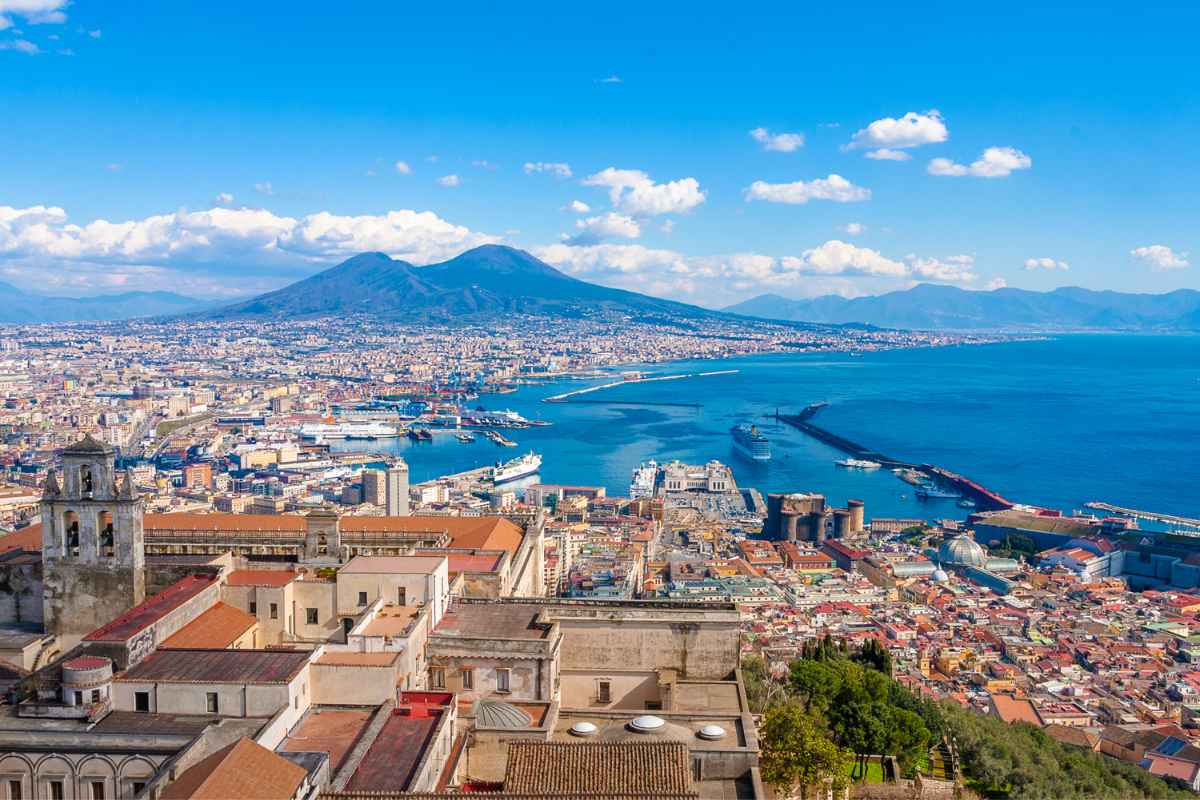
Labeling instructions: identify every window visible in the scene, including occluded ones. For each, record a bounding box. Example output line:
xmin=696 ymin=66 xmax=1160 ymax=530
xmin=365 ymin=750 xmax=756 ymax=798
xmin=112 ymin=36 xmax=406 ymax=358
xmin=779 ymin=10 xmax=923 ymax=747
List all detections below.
xmin=74 ymin=691 xmax=83 ymax=705
xmin=358 ymin=591 xmax=368 ymax=606
xmin=206 ymin=692 xmax=219 ymax=714
xmin=496 ymin=668 xmax=510 ymax=693
xmin=645 ymin=701 xmax=662 ymax=711
xmin=49 ymin=783 xmax=63 ymax=800
xmin=135 ymin=691 xmax=149 ymax=713
xmin=270 ymin=603 xmax=278 ymax=619
xmin=431 ymin=666 xmax=445 ymax=688
xmin=131 ymin=784 xmax=145 ymax=797
xmin=91 ymin=689 xmax=100 ymax=704
xmin=461 ymin=668 xmax=473 ymax=690
xmin=90 ymin=782 xmax=105 ymax=800
xmin=598 ymin=681 xmax=611 ymax=703
xmin=249 ymin=602 xmax=257 ymax=615
xmin=397 ymin=587 xmax=406 ymax=606
xmin=8 ymin=779 xmax=21 ymax=800
xmin=306 ymin=608 xmax=318 ymax=625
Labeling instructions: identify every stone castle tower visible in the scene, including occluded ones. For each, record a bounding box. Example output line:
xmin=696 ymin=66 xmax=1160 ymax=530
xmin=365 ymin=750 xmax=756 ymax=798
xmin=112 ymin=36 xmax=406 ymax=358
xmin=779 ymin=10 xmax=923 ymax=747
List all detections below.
xmin=41 ymin=434 xmax=145 ymax=648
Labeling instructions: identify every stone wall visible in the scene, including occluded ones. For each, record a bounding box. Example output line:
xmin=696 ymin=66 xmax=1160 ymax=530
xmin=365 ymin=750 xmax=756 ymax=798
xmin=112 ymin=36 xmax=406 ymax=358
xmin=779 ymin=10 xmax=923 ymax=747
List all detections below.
xmin=0 ymin=554 xmax=42 ymax=625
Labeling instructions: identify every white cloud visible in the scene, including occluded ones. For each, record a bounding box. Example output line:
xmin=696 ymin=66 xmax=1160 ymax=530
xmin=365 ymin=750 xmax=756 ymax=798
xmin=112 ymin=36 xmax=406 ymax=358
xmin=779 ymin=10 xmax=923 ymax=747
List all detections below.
xmin=1130 ymin=245 xmax=1189 ymax=271
xmin=659 ymin=219 xmax=675 ymax=234
xmin=472 ymin=160 xmax=500 ymax=170
xmin=524 ymin=162 xmax=572 ymax=179
xmin=744 ymin=174 xmax=870 ymax=204
xmin=425 ymin=156 xmax=438 ymax=163
xmin=0 ymin=205 xmax=500 ymax=281
xmin=1023 ymin=257 xmax=1068 ymax=270
xmin=55 ymin=47 xmax=71 ymax=54
xmin=749 ymin=127 xmax=805 ymax=152
xmin=105 ymin=163 xmax=124 ymax=172
xmin=0 ymin=1 xmax=68 ymax=28
xmin=532 ymin=243 xmax=682 ymax=276
xmin=436 ymin=174 xmax=459 ymax=187
xmin=364 ymin=169 xmax=378 ymax=176
xmin=562 ymin=212 xmax=642 ymax=245
xmin=0 ymin=38 xmax=38 ymax=53
xmin=599 ymin=75 xmax=620 ymax=82
xmin=983 ymin=278 xmax=1007 ymax=291
xmin=844 ymin=111 xmax=948 ymax=155
xmin=558 ymin=200 xmax=592 ymax=213
xmin=504 ymin=229 xmax=521 ymax=235
xmin=394 ymin=160 xmax=413 ymax=175
xmin=88 ymin=28 xmax=99 ymax=37
xmin=907 ymin=254 xmax=978 ymax=282
xmin=928 ymin=147 xmax=1031 ymax=177
xmin=779 ymin=241 xmax=906 ymax=279
xmin=582 ymin=168 xmax=706 ymax=216
xmin=211 ymin=193 xmax=233 ymax=208
xmin=863 ymin=149 xmax=912 ymax=162
xmin=252 ymin=182 xmax=276 ymax=196
xmin=836 ymin=223 xmax=865 ymax=235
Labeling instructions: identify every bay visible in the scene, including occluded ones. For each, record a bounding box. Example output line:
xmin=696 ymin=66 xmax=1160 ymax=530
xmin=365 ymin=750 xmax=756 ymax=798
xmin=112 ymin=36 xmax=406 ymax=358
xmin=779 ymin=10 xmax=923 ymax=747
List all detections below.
xmin=332 ymin=334 xmax=1200 ymax=525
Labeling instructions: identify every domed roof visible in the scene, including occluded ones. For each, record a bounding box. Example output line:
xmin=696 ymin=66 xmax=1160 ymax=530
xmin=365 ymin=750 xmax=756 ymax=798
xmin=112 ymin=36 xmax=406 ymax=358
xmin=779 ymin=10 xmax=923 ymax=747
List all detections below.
xmin=937 ymin=534 xmax=986 ymax=568
xmin=630 ymin=715 xmax=666 ymax=732
xmin=930 ymin=569 xmax=950 ymax=582
xmin=474 ymin=700 xmax=532 ymax=729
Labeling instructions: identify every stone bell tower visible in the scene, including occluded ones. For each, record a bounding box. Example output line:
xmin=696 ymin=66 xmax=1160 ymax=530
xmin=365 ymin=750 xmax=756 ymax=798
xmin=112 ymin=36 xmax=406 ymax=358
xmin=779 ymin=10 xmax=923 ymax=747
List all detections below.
xmin=41 ymin=434 xmax=146 ymax=649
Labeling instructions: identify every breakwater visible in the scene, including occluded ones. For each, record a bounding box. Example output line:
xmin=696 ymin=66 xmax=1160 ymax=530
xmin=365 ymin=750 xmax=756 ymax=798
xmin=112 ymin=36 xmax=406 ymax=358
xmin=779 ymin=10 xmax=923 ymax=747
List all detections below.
xmin=543 ymin=370 xmax=737 ymax=404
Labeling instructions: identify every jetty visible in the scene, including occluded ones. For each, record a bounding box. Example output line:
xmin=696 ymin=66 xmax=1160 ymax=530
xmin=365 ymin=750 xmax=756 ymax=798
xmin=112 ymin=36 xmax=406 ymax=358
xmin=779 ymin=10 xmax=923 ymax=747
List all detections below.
xmin=543 ymin=370 xmax=737 ymax=403
xmin=1084 ymin=502 xmax=1200 ymax=530
xmin=775 ymin=405 xmax=1015 ymax=512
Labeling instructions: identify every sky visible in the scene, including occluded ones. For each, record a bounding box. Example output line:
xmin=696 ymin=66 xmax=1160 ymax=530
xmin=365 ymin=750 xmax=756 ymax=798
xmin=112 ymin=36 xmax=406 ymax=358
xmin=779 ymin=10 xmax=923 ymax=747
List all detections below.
xmin=1 ymin=1 xmax=1199 ymax=306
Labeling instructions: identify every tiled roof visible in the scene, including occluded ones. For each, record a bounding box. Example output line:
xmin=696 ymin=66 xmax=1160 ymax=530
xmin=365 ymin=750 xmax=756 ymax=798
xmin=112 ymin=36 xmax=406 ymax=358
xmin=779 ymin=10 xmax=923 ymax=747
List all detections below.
xmin=325 ymin=794 xmax=697 ymax=799
xmin=84 ymin=574 xmax=218 ymax=642
xmin=144 ymin=513 xmax=308 ymax=534
xmin=0 ymin=525 xmax=42 ymax=554
xmin=504 ymin=742 xmax=692 ymax=795
xmin=225 ymin=571 xmax=301 ymax=587
xmin=432 ymin=604 xmax=550 ymax=641
xmin=161 ymin=602 xmax=257 ymax=649
xmin=117 ymin=648 xmax=310 ymax=685
xmin=160 ymin=736 xmax=306 ymax=799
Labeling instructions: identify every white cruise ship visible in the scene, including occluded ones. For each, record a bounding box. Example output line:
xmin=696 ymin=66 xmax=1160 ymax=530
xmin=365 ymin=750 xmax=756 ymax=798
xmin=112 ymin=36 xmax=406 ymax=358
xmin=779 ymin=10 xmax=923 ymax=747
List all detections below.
xmin=730 ymin=425 xmax=770 ymax=461
xmin=492 ymin=452 xmax=542 ymax=484
xmin=299 ymin=422 xmax=399 ymax=440
xmin=630 ymin=461 xmax=659 ymax=499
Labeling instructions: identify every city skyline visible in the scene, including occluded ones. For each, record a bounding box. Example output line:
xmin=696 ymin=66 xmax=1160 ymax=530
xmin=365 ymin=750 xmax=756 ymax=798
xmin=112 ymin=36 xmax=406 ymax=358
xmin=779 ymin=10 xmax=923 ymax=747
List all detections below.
xmin=2 ymin=2 xmax=1198 ymax=306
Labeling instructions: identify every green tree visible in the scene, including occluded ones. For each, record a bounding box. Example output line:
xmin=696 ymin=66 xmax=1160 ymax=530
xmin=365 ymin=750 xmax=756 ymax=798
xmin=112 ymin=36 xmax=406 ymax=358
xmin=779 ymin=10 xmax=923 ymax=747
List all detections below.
xmin=885 ymin=707 xmax=930 ymax=770
xmin=789 ymin=659 xmax=842 ymax=709
xmin=759 ymin=705 xmax=851 ymax=800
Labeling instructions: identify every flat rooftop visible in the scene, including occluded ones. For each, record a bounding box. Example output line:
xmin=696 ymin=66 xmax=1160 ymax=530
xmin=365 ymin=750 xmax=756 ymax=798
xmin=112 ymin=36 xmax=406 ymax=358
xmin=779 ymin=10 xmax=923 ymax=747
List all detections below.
xmin=340 ymin=556 xmax=446 ymax=574
xmin=118 ymin=648 xmax=310 ymax=685
xmin=445 ymin=553 xmax=504 ymax=573
xmin=343 ymin=709 xmax=441 ymax=792
xmin=224 ymin=571 xmax=301 ymax=587
xmin=280 ymin=707 xmax=374 ymax=773
xmin=315 ymin=653 xmax=399 ymax=667
xmin=360 ymin=605 xmax=421 ymax=638
xmin=84 ymin=574 xmax=217 ymax=642
xmin=432 ymin=605 xmax=550 ymax=640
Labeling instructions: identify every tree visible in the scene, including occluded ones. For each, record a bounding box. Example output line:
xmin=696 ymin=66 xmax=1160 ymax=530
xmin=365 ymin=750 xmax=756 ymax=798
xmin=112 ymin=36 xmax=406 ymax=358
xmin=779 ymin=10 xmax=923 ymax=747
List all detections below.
xmin=759 ymin=705 xmax=851 ymax=800
xmin=789 ymin=659 xmax=842 ymax=709
xmin=885 ymin=707 xmax=930 ymax=770
xmin=744 ymin=655 xmax=790 ymax=713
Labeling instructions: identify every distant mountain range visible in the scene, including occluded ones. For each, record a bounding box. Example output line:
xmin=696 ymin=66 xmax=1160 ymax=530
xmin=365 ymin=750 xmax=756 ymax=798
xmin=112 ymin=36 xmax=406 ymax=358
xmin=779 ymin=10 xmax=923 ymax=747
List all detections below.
xmin=724 ymin=284 xmax=1200 ymax=331
xmin=196 ymin=245 xmax=731 ymax=323
xmin=0 ymin=282 xmax=228 ymax=324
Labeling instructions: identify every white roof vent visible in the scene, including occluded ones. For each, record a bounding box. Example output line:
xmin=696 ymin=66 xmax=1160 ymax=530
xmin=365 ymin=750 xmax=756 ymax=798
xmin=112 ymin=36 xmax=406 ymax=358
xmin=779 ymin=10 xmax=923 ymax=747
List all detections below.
xmin=698 ymin=724 xmax=726 ymax=740
xmin=569 ymin=721 xmax=598 ymax=737
xmin=630 ymin=715 xmax=666 ymax=732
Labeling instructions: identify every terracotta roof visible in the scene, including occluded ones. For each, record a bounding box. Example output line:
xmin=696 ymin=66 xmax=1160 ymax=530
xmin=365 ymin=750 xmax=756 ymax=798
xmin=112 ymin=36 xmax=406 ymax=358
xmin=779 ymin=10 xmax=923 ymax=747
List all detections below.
xmin=160 ymin=736 xmax=306 ymax=800
xmin=1044 ymin=724 xmax=1099 ymax=749
xmin=225 ymin=571 xmax=301 ymax=587
xmin=162 ymin=602 xmax=258 ymax=649
xmin=0 ymin=525 xmax=41 ymax=554
xmin=63 ymin=657 xmax=110 ymax=670
xmin=118 ymin=648 xmax=310 ymax=685
xmin=280 ymin=708 xmax=374 ymax=773
xmin=343 ymin=709 xmax=441 ymax=792
xmin=989 ymin=693 xmax=1042 ymax=726
xmin=144 ymin=513 xmax=307 ymax=535
xmin=325 ymin=794 xmax=697 ymax=799
xmin=315 ymin=653 xmax=400 ymax=667
xmin=504 ymin=742 xmax=692 ymax=795
xmin=84 ymin=574 xmax=218 ymax=642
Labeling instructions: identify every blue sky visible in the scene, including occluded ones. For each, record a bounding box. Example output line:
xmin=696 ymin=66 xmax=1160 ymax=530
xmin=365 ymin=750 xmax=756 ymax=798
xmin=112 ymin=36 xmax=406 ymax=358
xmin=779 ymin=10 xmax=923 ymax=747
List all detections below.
xmin=1 ymin=1 xmax=1198 ymax=305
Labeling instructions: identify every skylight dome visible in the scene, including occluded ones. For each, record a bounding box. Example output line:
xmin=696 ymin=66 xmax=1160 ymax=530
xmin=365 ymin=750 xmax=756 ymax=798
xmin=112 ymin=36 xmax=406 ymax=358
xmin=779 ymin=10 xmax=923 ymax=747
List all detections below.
xmin=630 ymin=715 xmax=666 ymax=732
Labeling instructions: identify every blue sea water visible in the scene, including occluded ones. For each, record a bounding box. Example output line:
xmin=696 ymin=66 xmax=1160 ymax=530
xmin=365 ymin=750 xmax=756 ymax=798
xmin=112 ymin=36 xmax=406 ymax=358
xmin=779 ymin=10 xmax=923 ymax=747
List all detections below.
xmin=333 ymin=334 xmax=1200 ymax=524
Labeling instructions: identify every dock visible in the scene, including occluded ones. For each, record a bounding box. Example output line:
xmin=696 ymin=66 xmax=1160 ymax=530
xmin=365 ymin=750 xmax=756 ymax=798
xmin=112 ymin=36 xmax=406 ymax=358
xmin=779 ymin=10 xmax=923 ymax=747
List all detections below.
xmin=775 ymin=405 xmax=1015 ymax=512
xmin=543 ymin=370 xmax=737 ymax=403
xmin=1084 ymin=501 xmax=1200 ymax=530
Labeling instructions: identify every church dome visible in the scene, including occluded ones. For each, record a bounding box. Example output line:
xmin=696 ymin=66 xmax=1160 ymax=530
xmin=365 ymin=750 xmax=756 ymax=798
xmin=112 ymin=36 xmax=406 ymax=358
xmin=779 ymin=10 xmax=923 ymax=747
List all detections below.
xmin=937 ymin=534 xmax=987 ymax=568
xmin=930 ymin=569 xmax=950 ymax=583
xmin=474 ymin=700 xmax=532 ymax=729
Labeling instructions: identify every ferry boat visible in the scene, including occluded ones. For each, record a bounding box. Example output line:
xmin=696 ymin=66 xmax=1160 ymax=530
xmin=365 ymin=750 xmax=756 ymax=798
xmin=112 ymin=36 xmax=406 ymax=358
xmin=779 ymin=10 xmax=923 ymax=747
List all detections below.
xmin=456 ymin=432 xmax=476 ymax=443
xmin=299 ymin=422 xmax=398 ymax=440
xmin=916 ymin=486 xmax=959 ymax=499
xmin=836 ymin=458 xmax=881 ymax=468
xmin=730 ymin=425 xmax=771 ymax=460
xmin=492 ymin=452 xmax=542 ymax=484
xmin=630 ymin=461 xmax=659 ymax=498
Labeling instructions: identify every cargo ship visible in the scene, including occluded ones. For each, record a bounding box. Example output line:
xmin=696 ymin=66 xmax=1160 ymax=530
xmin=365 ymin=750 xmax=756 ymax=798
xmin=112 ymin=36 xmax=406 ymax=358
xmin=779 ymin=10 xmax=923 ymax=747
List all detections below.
xmin=730 ymin=425 xmax=770 ymax=460
xmin=491 ymin=452 xmax=542 ymax=484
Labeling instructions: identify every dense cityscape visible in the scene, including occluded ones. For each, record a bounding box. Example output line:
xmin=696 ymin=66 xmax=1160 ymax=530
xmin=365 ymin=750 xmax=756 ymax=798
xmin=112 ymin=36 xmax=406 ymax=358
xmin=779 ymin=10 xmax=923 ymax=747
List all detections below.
xmin=0 ymin=313 xmax=1193 ymax=800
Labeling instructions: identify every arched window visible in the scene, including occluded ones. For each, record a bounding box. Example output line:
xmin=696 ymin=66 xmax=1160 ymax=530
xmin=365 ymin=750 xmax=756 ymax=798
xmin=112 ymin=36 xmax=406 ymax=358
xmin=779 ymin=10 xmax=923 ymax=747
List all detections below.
xmin=97 ymin=510 xmax=114 ymax=557
xmin=62 ymin=511 xmax=80 ymax=556
xmin=80 ymin=465 xmax=94 ymax=494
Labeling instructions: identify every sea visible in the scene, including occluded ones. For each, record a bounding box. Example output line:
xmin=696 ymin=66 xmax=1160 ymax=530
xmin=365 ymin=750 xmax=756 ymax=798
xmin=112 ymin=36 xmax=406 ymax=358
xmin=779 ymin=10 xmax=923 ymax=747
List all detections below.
xmin=331 ymin=334 xmax=1200 ymax=527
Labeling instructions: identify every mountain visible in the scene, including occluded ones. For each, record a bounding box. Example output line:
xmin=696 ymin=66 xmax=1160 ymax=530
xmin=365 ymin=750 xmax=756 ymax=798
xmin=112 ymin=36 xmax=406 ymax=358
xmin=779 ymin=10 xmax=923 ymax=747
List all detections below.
xmin=724 ymin=285 xmax=1200 ymax=331
xmin=199 ymin=245 xmax=731 ymax=322
xmin=0 ymin=286 xmax=229 ymax=324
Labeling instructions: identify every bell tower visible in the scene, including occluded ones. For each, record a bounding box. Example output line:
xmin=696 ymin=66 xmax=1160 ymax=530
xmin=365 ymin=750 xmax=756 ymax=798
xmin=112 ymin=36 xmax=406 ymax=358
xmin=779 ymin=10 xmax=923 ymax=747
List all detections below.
xmin=41 ymin=434 xmax=146 ymax=648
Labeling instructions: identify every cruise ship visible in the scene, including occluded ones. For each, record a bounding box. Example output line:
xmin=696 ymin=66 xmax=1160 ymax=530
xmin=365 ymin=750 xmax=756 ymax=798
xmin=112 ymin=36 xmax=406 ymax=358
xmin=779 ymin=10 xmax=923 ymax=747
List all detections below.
xmin=491 ymin=452 xmax=542 ymax=484
xmin=836 ymin=458 xmax=881 ymax=468
xmin=730 ymin=425 xmax=770 ymax=461
xmin=630 ymin=461 xmax=659 ymax=499
xmin=299 ymin=422 xmax=398 ymax=440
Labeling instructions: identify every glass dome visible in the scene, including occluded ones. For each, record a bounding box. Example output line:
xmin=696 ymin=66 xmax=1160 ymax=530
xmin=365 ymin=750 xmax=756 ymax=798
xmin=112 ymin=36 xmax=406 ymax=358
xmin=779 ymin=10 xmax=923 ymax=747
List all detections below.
xmin=697 ymin=724 xmax=726 ymax=740
xmin=630 ymin=715 xmax=666 ymax=732
xmin=937 ymin=533 xmax=987 ymax=568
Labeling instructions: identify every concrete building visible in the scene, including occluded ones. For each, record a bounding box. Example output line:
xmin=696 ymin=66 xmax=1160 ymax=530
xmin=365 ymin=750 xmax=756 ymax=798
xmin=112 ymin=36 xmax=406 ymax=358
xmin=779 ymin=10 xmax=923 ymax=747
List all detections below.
xmin=385 ymin=461 xmax=409 ymax=517
xmin=362 ymin=468 xmax=385 ymax=506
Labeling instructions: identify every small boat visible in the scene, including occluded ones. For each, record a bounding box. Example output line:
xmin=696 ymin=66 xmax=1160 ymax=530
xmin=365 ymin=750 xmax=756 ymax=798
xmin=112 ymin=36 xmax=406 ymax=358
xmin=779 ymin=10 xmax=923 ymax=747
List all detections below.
xmin=836 ymin=458 xmax=881 ymax=468
xmin=916 ymin=486 xmax=959 ymax=499
xmin=456 ymin=432 xmax=476 ymax=443
xmin=957 ymin=498 xmax=978 ymax=509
